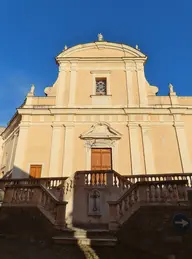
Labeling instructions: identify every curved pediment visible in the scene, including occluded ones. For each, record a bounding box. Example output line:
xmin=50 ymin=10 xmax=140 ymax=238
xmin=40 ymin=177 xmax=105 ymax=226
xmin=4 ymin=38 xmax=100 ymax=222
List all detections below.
xmin=56 ymin=41 xmax=147 ymax=61
xmin=80 ymin=122 xmax=122 ymax=140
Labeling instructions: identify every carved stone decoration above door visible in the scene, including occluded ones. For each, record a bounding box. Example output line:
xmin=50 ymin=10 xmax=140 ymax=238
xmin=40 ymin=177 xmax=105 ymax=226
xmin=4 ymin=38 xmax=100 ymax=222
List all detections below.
xmin=80 ymin=122 xmax=122 ymax=142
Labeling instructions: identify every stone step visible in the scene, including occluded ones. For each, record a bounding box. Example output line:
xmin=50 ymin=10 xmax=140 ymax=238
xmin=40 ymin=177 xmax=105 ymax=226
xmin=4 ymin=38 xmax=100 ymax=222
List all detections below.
xmin=52 ymin=236 xmax=117 ymax=246
xmin=56 ymin=227 xmax=115 ymax=239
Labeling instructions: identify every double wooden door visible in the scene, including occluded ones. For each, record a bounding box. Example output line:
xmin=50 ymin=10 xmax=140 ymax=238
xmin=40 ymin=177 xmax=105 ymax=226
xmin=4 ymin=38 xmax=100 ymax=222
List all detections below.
xmin=29 ymin=165 xmax=42 ymax=178
xmin=91 ymin=148 xmax=112 ymax=170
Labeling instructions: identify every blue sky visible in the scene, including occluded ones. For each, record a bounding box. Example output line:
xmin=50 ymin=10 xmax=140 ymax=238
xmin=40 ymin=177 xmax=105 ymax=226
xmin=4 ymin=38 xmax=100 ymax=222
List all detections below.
xmin=0 ymin=0 xmax=192 ymax=126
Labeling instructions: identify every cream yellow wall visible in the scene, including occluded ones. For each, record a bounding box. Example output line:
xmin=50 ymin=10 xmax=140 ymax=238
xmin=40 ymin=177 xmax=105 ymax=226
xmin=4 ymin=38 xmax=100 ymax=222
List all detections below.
xmin=110 ymin=71 xmax=127 ymax=106
xmin=112 ymin=124 xmax=132 ymax=175
xmin=151 ymin=125 xmax=182 ymax=173
xmin=184 ymin=116 xmax=192 ymax=161
xmin=72 ymin=125 xmax=89 ymax=172
xmin=24 ymin=125 xmax=53 ymax=177
xmin=75 ymin=70 xmax=92 ymax=105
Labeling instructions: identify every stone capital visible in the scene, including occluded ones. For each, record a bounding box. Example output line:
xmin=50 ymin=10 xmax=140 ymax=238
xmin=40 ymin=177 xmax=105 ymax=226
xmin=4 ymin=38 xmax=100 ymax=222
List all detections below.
xmin=64 ymin=122 xmax=75 ymax=128
xmin=59 ymin=63 xmax=68 ymax=72
xmin=173 ymin=122 xmax=184 ymax=129
xmin=139 ymin=124 xmax=151 ymax=131
xmin=70 ymin=63 xmax=78 ymax=72
xmin=19 ymin=123 xmax=30 ymax=129
xmin=51 ymin=123 xmax=64 ymax=128
xmin=127 ymin=123 xmax=138 ymax=129
xmin=136 ymin=62 xmax=144 ymax=71
xmin=124 ymin=62 xmax=136 ymax=72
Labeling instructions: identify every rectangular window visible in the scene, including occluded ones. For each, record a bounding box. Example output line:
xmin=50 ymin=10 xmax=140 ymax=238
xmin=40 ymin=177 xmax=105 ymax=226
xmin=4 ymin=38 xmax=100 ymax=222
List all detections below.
xmin=95 ymin=78 xmax=107 ymax=95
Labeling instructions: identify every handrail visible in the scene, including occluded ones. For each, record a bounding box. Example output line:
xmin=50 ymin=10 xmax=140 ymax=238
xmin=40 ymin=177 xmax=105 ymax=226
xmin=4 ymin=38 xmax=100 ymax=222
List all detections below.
xmin=76 ymin=170 xmax=132 ymax=190
xmin=0 ymin=177 xmax=68 ymax=190
xmin=124 ymin=173 xmax=192 ymax=186
xmin=3 ymin=183 xmax=67 ymax=226
xmin=3 ymin=183 xmax=66 ymax=204
xmin=108 ymin=179 xmax=188 ymax=229
xmin=110 ymin=180 xmax=188 ymax=205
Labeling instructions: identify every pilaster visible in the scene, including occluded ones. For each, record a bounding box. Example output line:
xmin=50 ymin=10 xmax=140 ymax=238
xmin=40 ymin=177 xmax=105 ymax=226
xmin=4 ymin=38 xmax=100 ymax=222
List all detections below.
xmin=12 ymin=124 xmax=29 ymax=178
xmin=127 ymin=123 xmax=143 ymax=174
xmin=62 ymin=123 xmax=75 ymax=177
xmin=49 ymin=123 xmax=64 ymax=177
xmin=68 ymin=62 xmax=77 ymax=106
xmin=135 ymin=62 xmax=148 ymax=107
xmin=8 ymin=131 xmax=19 ymax=171
xmin=125 ymin=62 xmax=135 ymax=107
xmin=174 ymin=122 xmax=192 ymax=173
xmin=140 ymin=124 xmax=155 ymax=174
xmin=56 ymin=63 xmax=67 ymax=107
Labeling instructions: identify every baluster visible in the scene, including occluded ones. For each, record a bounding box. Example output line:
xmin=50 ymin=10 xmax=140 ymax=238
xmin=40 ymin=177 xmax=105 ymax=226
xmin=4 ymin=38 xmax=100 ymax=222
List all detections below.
xmin=104 ymin=172 xmax=107 ymax=185
xmin=114 ymin=175 xmax=117 ymax=187
xmin=70 ymin=179 xmax=73 ymax=190
xmin=12 ymin=188 xmax=16 ymax=202
xmin=94 ymin=173 xmax=97 ymax=185
xmin=189 ymin=176 xmax=192 ymax=187
xmin=173 ymin=184 xmax=179 ymax=200
xmin=149 ymin=185 xmax=155 ymax=202
xmin=101 ymin=172 xmax=103 ymax=185
xmin=122 ymin=200 xmax=125 ymax=215
xmin=155 ymin=184 xmax=161 ymax=201
xmin=98 ymin=173 xmax=101 ymax=185
xmin=134 ymin=189 xmax=138 ymax=202
xmin=128 ymin=193 xmax=133 ymax=206
xmin=163 ymin=184 xmax=168 ymax=201
xmin=118 ymin=202 xmax=123 ymax=216
xmin=84 ymin=173 xmax=87 ymax=185
xmin=168 ymin=184 xmax=173 ymax=200
xmin=89 ymin=173 xmax=92 ymax=185
xmin=124 ymin=197 xmax=128 ymax=211
xmin=29 ymin=188 xmax=33 ymax=202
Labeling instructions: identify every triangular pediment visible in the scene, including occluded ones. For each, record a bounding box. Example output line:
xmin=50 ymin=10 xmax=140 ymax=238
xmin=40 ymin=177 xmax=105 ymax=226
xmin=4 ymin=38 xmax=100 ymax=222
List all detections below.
xmin=80 ymin=122 xmax=121 ymax=140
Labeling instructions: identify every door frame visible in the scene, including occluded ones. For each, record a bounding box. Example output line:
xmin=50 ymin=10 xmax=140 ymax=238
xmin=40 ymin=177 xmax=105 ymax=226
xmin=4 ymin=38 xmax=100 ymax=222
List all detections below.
xmin=91 ymin=148 xmax=113 ymax=170
xmin=85 ymin=140 xmax=118 ymax=171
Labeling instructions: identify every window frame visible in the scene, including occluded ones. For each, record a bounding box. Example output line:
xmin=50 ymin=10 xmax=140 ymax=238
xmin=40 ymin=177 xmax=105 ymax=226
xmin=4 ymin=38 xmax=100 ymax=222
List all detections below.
xmin=90 ymin=71 xmax=111 ymax=96
xmin=95 ymin=77 xmax=107 ymax=96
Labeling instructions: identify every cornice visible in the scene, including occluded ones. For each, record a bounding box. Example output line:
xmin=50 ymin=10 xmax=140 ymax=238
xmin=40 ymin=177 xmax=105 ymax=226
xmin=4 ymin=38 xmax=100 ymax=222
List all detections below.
xmin=2 ymin=126 xmax=19 ymax=142
xmin=16 ymin=106 xmax=192 ymax=116
xmin=56 ymin=41 xmax=147 ymax=60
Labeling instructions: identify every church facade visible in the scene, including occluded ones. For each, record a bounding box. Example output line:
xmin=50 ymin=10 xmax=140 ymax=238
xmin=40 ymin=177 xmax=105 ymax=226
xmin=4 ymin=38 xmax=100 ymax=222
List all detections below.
xmin=1 ymin=35 xmax=192 ymax=179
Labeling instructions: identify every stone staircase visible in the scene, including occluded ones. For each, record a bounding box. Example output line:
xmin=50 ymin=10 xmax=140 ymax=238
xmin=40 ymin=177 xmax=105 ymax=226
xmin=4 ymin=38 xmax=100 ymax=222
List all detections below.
xmin=1 ymin=171 xmax=192 ymax=257
xmin=52 ymin=228 xmax=117 ymax=246
xmin=0 ymin=237 xmax=168 ymax=259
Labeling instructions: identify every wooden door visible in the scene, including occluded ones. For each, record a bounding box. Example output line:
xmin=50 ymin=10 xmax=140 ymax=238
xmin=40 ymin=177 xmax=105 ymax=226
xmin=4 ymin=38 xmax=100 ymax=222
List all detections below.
xmin=30 ymin=165 xmax=42 ymax=178
xmin=91 ymin=148 xmax=112 ymax=170
xmin=91 ymin=148 xmax=112 ymax=184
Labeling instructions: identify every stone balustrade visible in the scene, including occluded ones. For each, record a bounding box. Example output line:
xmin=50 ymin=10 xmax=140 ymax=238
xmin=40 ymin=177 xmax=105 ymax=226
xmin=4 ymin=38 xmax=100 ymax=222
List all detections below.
xmin=3 ymin=184 xmax=67 ymax=226
xmin=108 ymin=180 xmax=188 ymax=229
xmin=125 ymin=173 xmax=192 ymax=187
xmin=76 ymin=170 xmax=131 ymax=189
xmin=0 ymin=177 xmax=67 ymax=191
